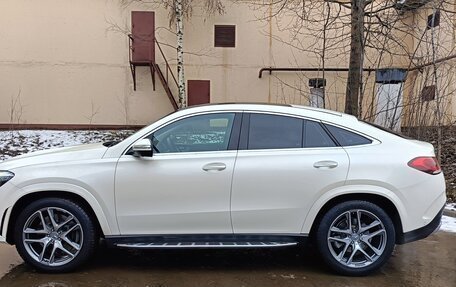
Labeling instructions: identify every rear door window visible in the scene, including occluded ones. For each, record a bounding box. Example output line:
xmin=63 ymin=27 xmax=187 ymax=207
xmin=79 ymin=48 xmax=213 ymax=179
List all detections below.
xmin=305 ymin=121 xmax=337 ymax=148
xmin=247 ymin=114 xmax=304 ymax=149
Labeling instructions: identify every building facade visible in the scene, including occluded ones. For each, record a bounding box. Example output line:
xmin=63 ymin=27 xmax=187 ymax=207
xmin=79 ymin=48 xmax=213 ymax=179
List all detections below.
xmin=0 ymin=0 xmax=454 ymax=128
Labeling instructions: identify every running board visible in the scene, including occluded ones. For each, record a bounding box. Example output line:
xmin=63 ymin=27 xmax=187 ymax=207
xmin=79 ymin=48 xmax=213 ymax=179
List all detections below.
xmin=115 ymin=241 xmax=298 ymax=249
xmin=106 ymin=234 xmax=308 ymax=249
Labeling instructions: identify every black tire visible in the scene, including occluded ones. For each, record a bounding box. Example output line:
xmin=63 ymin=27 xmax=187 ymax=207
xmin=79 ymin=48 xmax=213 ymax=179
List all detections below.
xmin=316 ymin=200 xmax=395 ymax=276
xmin=14 ymin=198 xmax=97 ymax=272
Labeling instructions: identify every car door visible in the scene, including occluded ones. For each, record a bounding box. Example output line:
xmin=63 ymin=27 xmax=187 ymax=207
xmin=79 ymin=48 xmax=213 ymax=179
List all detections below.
xmin=115 ymin=112 xmax=241 ymax=235
xmin=231 ymin=113 xmax=349 ymax=234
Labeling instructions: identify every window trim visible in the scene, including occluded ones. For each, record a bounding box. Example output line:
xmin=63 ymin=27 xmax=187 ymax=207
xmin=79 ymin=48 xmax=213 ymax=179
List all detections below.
xmin=319 ymin=122 xmax=340 ymax=146
xmin=124 ymin=112 xmax=242 ymax=156
xmin=305 ymin=121 xmax=338 ymax=148
xmin=227 ymin=113 xmax=243 ymax=150
xmin=238 ymin=113 xmax=250 ymax=150
xmin=238 ymin=112 xmax=341 ymax=151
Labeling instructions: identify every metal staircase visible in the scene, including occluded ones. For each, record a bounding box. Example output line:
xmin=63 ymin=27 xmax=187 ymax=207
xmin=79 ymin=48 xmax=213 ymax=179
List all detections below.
xmin=129 ymin=35 xmax=179 ymax=111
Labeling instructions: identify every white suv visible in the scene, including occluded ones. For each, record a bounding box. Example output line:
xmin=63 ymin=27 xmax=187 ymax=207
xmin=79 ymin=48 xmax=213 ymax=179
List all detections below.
xmin=0 ymin=104 xmax=446 ymax=276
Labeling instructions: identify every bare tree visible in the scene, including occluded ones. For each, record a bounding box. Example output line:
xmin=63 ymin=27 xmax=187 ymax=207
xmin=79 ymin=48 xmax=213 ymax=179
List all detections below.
xmin=345 ymin=0 xmax=365 ymax=117
xmin=9 ymin=89 xmax=24 ymax=128
xmin=84 ymin=101 xmax=101 ymax=126
xmin=246 ymin=0 xmax=456 ymax=121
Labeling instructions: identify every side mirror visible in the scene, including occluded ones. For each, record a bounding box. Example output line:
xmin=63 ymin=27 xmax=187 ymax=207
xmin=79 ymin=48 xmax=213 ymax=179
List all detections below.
xmin=132 ymin=138 xmax=153 ymax=157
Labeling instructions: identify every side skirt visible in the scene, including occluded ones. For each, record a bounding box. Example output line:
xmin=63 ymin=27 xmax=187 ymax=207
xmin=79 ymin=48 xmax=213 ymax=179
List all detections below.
xmin=105 ymin=234 xmax=308 ymax=249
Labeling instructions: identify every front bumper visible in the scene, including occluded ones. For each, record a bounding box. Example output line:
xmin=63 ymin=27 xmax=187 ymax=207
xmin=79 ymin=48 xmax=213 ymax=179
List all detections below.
xmin=0 ymin=207 xmax=8 ymax=243
xmin=397 ymin=205 xmax=444 ymax=244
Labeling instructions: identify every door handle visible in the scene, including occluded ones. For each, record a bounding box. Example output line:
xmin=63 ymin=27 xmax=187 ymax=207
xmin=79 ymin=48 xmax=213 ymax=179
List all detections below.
xmin=313 ymin=160 xmax=338 ymax=169
xmin=202 ymin=162 xmax=226 ymax=172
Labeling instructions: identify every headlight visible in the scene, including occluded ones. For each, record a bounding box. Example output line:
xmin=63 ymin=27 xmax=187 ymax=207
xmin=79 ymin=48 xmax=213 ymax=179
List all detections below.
xmin=0 ymin=171 xmax=14 ymax=187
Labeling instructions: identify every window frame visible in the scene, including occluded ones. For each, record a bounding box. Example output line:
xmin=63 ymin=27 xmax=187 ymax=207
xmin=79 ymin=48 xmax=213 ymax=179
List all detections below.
xmin=305 ymin=120 xmax=338 ymax=148
xmin=125 ymin=112 xmax=242 ymax=156
xmin=238 ymin=112 xmax=343 ymax=151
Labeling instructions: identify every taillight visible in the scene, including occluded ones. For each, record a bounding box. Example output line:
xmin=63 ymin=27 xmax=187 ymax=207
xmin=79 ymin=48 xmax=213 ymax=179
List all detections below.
xmin=407 ymin=157 xmax=441 ymax=175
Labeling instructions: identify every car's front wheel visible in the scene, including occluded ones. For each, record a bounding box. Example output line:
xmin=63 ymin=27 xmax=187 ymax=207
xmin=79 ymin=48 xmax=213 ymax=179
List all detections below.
xmin=14 ymin=198 xmax=97 ymax=272
xmin=316 ymin=200 xmax=396 ymax=276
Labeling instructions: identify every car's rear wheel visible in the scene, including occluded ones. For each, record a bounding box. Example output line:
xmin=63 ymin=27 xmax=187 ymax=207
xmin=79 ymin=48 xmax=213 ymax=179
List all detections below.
xmin=316 ymin=200 xmax=395 ymax=276
xmin=14 ymin=198 xmax=97 ymax=272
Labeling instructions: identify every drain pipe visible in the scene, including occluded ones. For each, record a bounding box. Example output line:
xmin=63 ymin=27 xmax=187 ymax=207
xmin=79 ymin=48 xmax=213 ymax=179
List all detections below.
xmin=258 ymin=67 xmax=377 ymax=78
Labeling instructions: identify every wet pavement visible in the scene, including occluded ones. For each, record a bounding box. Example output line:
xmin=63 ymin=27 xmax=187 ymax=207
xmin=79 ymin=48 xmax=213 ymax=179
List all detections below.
xmin=0 ymin=231 xmax=454 ymax=287
xmin=0 ymin=245 xmax=21 ymax=279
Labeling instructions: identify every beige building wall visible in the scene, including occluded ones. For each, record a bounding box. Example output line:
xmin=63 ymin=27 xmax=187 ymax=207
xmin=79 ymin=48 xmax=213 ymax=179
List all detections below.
xmin=0 ymin=0 xmax=355 ymax=127
xmin=1 ymin=0 xmax=453 ymax=127
xmin=0 ymin=0 xmax=171 ymax=126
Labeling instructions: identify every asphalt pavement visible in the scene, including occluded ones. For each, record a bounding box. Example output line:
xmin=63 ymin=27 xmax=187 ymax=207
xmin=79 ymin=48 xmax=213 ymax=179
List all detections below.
xmin=0 ymin=231 xmax=454 ymax=287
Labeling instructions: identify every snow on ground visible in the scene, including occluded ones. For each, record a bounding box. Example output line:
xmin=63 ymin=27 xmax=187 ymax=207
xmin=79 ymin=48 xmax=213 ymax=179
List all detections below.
xmin=1 ymin=129 xmax=456 ymax=233
xmin=0 ymin=130 xmax=135 ymax=161
xmin=446 ymin=202 xmax=456 ymax=211
xmin=440 ymin=215 xmax=456 ymax=233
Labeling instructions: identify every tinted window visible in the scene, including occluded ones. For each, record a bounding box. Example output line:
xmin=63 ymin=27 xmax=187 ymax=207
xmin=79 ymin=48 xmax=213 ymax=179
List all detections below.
xmin=325 ymin=124 xmax=372 ymax=146
xmin=248 ymin=114 xmax=303 ymax=149
xmin=152 ymin=113 xmax=235 ymax=153
xmin=305 ymin=121 xmax=336 ymax=148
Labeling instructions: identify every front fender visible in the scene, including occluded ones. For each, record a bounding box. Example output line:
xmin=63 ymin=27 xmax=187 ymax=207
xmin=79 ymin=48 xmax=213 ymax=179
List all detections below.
xmin=300 ymin=184 xmax=407 ymax=234
xmin=2 ymin=182 xmax=117 ymax=239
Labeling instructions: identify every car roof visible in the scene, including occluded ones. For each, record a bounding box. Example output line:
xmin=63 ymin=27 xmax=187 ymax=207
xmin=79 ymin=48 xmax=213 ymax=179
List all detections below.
xmin=178 ymin=103 xmax=354 ymax=124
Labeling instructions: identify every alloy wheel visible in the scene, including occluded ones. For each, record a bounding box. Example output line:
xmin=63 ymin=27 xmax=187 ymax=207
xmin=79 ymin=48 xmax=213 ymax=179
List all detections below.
xmin=22 ymin=207 xmax=83 ymax=267
xmin=327 ymin=209 xmax=387 ymax=268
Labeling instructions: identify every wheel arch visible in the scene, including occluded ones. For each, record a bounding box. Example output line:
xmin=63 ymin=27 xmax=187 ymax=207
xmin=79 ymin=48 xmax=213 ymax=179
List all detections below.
xmin=6 ymin=190 xmax=108 ymax=244
xmin=306 ymin=193 xmax=404 ymax=244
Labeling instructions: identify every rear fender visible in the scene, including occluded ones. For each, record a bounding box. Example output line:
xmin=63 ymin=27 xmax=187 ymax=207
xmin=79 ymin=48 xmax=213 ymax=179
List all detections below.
xmin=301 ymin=184 xmax=406 ymax=234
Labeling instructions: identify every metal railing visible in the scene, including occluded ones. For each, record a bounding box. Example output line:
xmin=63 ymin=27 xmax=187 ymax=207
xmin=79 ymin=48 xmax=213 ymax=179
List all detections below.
xmin=154 ymin=39 xmax=179 ymax=90
xmin=128 ymin=34 xmax=179 ymax=109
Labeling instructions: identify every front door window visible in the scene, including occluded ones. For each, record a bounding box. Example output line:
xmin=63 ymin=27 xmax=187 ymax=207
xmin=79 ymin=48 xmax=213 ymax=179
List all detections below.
xmin=152 ymin=113 xmax=235 ymax=153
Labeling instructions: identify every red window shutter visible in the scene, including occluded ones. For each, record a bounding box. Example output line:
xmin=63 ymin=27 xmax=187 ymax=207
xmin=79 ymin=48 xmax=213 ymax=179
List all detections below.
xmin=214 ymin=25 xmax=236 ymax=48
xmin=188 ymin=80 xmax=210 ymax=106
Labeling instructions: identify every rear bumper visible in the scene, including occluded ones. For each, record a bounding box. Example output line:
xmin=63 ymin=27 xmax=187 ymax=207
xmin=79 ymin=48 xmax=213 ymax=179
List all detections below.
xmin=397 ymin=205 xmax=444 ymax=244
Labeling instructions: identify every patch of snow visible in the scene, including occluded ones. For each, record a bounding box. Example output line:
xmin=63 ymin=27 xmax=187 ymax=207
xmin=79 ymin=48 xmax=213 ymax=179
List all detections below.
xmin=440 ymin=215 xmax=456 ymax=233
xmin=445 ymin=203 xmax=456 ymax=211
xmin=0 ymin=130 xmax=135 ymax=161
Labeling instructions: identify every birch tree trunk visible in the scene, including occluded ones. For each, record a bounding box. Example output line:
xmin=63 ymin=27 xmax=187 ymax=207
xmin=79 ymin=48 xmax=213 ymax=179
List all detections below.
xmin=344 ymin=0 xmax=365 ymax=117
xmin=175 ymin=0 xmax=186 ymax=108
